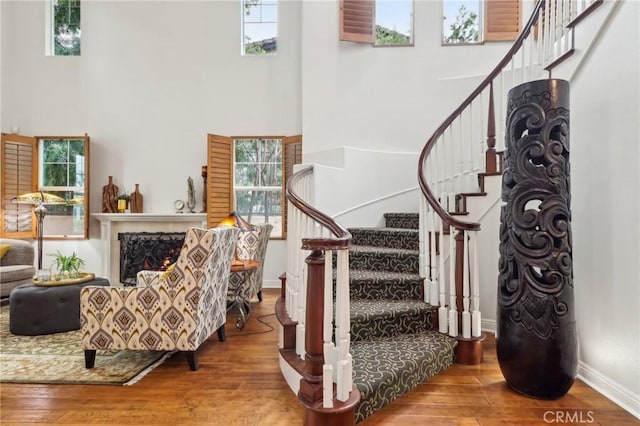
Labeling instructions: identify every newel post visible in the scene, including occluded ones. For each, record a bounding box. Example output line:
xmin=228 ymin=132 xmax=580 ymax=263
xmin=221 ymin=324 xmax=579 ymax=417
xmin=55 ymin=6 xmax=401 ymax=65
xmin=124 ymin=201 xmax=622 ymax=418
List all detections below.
xmin=298 ymin=249 xmax=325 ymax=411
xmin=298 ymin=247 xmax=358 ymax=426
xmin=497 ymin=78 xmax=576 ymax=399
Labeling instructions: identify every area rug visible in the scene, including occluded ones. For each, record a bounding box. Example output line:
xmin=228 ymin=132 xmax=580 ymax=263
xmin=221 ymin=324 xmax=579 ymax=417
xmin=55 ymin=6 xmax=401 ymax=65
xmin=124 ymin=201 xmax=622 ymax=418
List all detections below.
xmin=0 ymin=306 xmax=173 ymax=385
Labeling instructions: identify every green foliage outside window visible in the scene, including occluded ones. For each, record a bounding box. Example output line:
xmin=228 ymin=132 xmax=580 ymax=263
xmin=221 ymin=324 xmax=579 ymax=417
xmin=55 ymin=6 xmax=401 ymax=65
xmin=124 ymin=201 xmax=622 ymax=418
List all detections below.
xmin=444 ymin=5 xmax=480 ymax=43
xmin=376 ymin=26 xmax=411 ymax=45
xmin=53 ymin=0 xmax=81 ymax=56
xmin=234 ymin=138 xmax=282 ymax=224
xmin=41 ymin=139 xmax=85 ymax=216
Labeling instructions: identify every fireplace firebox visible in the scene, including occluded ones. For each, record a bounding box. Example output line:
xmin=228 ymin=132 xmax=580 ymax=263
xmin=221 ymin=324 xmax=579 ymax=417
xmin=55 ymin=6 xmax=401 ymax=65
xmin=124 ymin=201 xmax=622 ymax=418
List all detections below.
xmin=118 ymin=232 xmax=186 ymax=285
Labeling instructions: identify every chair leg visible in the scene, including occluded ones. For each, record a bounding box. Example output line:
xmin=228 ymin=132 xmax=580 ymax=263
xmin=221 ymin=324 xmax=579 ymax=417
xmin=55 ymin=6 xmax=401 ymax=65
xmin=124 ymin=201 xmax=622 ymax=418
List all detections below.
xmin=217 ymin=325 xmax=226 ymax=342
xmin=85 ymin=350 xmax=97 ymax=368
xmin=257 ymin=290 xmax=263 ymax=302
xmin=186 ymin=351 xmax=198 ymax=371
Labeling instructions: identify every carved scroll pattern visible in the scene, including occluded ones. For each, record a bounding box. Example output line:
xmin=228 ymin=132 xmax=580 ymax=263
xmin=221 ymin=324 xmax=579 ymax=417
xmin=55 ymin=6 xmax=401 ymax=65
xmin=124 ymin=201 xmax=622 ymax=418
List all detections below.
xmin=498 ymin=88 xmax=572 ymax=340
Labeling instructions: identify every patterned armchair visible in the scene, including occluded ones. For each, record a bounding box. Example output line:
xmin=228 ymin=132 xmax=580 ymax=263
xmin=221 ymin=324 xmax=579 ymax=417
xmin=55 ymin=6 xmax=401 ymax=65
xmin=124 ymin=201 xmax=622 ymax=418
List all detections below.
xmin=80 ymin=226 xmax=239 ymax=371
xmin=228 ymin=223 xmax=272 ymax=305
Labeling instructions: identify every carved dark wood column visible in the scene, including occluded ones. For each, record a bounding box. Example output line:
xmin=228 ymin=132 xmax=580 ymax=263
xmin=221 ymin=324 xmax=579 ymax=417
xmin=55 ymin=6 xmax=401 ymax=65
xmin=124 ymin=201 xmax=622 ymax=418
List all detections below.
xmin=497 ymin=79 xmax=576 ymax=399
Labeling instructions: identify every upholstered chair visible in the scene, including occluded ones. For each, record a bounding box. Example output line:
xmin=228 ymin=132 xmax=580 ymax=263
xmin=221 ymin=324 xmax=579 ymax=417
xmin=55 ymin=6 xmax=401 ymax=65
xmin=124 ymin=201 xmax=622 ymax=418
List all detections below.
xmin=228 ymin=223 xmax=272 ymax=305
xmin=80 ymin=226 xmax=239 ymax=371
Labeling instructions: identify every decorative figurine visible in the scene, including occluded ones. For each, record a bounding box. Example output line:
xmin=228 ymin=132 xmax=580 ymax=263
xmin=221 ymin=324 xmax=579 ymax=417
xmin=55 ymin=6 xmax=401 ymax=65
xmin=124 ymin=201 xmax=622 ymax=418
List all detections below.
xmin=187 ymin=177 xmax=196 ymax=213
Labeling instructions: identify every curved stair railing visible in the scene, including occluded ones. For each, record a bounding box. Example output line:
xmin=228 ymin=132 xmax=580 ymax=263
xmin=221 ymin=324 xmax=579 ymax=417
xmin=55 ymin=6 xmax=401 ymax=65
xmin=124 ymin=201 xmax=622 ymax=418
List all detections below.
xmin=278 ymin=165 xmax=360 ymax=424
xmin=418 ymin=0 xmax=602 ymax=364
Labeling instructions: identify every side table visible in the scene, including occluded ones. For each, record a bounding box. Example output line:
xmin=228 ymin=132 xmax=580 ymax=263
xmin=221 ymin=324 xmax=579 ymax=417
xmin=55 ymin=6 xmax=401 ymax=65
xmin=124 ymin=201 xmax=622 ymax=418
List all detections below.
xmin=228 ymin=260 xmax=259 ymax=330
xmin=9 ymin=277 xmax=110 ymax=335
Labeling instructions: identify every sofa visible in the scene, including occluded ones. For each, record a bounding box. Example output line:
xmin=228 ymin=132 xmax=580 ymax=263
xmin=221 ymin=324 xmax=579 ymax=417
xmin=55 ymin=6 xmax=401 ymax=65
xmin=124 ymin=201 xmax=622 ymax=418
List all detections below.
xmin=0 ymin=239 xmax=35 ymax=298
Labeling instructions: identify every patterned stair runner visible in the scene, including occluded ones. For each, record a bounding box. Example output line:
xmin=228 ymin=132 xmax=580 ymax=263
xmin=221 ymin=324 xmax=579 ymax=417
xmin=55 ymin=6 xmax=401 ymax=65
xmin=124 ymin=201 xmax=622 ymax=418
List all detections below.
xmin=347 ymin=213 xmax=457 ymax=422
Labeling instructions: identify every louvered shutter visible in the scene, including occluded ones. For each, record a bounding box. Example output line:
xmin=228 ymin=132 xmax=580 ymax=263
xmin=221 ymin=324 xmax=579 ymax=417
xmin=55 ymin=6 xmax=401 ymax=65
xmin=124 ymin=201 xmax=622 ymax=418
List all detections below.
xmin=485 ymin=0 xmax=521 ymax=41
xmin=282 ymin=135 xmax=302 ymax=239
xmin=1 ymin=133 xmax=37 ymax=238
xmin=340 ymin=0 xmax=375 ymax=43
xmin=207 ymin=134 xmax=234 ymax=228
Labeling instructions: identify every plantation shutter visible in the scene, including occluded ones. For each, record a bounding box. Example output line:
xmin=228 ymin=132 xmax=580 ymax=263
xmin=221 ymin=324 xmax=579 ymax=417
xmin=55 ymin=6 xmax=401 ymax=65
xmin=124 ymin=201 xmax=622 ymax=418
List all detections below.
xmin=340 ymin=0 xmax=375 ymax=43
xmin=282 ymin=135 xmax=302 ymax=239
xmin=207 ymin=134 xmax=234 ymax=228
xmin=485 ymin=0 xmax=521 ymax=41
xmin=0 ymin=133 xmax=37 ymax=238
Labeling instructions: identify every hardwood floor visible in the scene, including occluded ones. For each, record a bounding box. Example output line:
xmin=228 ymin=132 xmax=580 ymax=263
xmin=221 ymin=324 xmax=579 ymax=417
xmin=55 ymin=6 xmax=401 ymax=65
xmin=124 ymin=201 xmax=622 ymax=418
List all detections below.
xmin=1 ymin=288 xmax=636 ymax=425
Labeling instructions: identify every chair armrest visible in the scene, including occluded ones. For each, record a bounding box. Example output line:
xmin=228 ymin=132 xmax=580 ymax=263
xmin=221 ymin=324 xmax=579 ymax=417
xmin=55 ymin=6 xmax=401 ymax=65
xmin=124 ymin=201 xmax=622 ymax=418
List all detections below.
xmin=136 ymin=270 xmax=164 ymax=287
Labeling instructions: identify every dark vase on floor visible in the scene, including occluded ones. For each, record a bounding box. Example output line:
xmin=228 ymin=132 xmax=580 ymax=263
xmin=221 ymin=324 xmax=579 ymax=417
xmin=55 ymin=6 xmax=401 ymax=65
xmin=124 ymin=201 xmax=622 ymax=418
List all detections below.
xmin=497 ymin=79 xmax=577 ymax=400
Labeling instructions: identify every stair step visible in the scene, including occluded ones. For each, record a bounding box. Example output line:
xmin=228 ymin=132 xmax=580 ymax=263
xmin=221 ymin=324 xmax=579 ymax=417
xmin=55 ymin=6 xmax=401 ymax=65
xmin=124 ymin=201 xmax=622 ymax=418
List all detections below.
xmin=350 ymin=299 xmax=435 ymax=341
xmin=348 ymin=270 xmax=424 ymax=301
xmin=349 ymin=245 xmax=419 ymax=274
xmin=349 ymin=227 xmax=419 ymax=250
xmin=351 ymin=331 xmax=457 ymax=422
xmin=383 ymin=212 xmax=418 ymax=230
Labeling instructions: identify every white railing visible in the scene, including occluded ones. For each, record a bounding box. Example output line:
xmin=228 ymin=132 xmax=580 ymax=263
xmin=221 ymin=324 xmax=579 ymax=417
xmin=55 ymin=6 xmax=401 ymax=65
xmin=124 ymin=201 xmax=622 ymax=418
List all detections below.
xmin=418 ymin=0 xmax=602 ymax=344
xmin=285 ymin=165 xmax=354 ymax=409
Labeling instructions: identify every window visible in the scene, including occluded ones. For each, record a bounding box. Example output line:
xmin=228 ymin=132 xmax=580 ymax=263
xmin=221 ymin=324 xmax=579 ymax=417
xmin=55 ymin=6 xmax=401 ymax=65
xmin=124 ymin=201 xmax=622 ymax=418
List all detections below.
xmin=0 ymin=133 xmax=90 ymax=239
xmin=206 ymin=134 xmax=302 ymax=238
xmin=46 ymin=0 xmax=81 ymax=56
xmin=242 ymin=0 xmax=278 ymax=55
xmin=443 ymin=0 xmax=521 ymax=45
xmin=340 ymin=0 xmax=414 ymax=46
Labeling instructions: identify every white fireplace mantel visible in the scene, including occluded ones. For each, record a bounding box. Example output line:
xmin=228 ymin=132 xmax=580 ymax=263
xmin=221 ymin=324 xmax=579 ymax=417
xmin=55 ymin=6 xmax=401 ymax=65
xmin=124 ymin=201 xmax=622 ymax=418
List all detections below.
xmin=92 ymin=213 xmax=207 ymax=284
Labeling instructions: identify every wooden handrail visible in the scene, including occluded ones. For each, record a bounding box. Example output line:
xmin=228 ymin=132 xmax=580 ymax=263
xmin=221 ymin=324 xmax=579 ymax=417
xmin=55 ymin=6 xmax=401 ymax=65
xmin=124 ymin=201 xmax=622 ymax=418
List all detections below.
xmin=417 ymin=0 xmax=546 ymax=232
xmin=286 ymin=165 xmax=352 ymax=250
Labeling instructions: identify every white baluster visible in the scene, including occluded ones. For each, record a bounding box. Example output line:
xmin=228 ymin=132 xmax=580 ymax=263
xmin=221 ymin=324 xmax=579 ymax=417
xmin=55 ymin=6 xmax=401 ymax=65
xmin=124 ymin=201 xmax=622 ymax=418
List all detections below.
xmin=438 ymin=217 xmax=448 ymax=334
xmin=335 ymin=250 xmax=352 ymax=402
xmin=448 ymin=231 xmax=457 ymax=337
xmin=462 ymin=230 xmax=471 ymax=339
xmin=471 ymin=231 xmax=482 ymax=337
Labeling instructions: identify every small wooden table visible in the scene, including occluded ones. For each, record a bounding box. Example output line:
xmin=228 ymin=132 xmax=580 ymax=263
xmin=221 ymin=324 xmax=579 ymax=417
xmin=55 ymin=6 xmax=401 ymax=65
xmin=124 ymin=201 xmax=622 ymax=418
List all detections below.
xmin=229 ymin=260 xmax=260 ymax=330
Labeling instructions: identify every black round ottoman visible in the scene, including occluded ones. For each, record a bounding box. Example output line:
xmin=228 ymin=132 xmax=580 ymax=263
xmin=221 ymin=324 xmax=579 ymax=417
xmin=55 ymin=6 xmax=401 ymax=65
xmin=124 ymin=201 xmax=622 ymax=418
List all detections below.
xmin=9 ymin=278 xmax=110 ymax=336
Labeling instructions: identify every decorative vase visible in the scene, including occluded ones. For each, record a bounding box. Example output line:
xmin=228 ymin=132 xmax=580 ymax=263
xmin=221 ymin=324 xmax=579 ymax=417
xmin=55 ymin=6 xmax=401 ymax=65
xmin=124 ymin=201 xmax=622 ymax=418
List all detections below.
xmin=102 ymin=176 xmax=119 ymax=213
xmin=497 ymin=79 xmax=577 ymax=399
xmin=130 ymin=184 xmax=143 ymax=213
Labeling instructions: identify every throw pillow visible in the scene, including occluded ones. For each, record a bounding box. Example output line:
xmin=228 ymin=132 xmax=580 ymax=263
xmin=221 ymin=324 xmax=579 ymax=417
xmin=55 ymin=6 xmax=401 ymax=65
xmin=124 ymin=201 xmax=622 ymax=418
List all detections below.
xmin=0 ymin=244 xmax=9 ymax=259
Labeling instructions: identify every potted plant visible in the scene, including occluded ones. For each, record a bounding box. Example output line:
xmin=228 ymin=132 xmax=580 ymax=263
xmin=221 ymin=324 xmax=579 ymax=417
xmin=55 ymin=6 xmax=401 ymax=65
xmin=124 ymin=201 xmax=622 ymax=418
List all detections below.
xmin=49 ymin=250 xmax=86 ymax=279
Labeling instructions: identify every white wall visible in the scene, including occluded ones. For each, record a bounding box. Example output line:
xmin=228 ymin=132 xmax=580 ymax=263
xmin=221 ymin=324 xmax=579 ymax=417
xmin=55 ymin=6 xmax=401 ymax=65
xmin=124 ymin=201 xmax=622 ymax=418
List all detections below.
xmin=1 ymin=0 xmax=302 ymax=285
xmin=565 ymin=0 xmax=640 ymax=408
xmin=2 ymin=0 xmax=638 ymax=415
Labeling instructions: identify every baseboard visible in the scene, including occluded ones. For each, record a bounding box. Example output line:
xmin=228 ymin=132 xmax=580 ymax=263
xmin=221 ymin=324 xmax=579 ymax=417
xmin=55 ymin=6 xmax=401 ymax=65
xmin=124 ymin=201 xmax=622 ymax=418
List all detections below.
xmin=263 ymin=279 xmax=281 ymax=289
xmin=481 ymin=318 xmax=496 ymax=334
xmin=480 ymin=318 xmax=639 ymax=419
xmin=578 ymin=361 xmax=640 ymax=419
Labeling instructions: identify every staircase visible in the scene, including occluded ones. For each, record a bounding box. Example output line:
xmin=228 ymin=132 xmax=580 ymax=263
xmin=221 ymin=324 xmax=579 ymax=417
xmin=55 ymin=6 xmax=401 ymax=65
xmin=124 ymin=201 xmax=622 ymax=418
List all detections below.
xmin=347 ymin=213 xmax=456 ymax=422
xmin=278 ymin=0 xmax=612 ymax=424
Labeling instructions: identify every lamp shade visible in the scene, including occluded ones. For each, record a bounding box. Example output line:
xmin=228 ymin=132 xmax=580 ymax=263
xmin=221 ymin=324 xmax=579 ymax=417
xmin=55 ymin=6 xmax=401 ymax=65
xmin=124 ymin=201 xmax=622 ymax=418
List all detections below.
xmin=11 ymin=191 xmax=66 ymax=205
xmin=217 ymin=211 xmax=251 ymax=231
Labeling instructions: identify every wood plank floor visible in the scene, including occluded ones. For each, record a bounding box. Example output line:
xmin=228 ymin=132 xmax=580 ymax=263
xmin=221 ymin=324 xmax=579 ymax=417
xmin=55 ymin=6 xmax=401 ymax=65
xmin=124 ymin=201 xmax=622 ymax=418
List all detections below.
xmin=1 ymin=288 xmax=637 ymax=425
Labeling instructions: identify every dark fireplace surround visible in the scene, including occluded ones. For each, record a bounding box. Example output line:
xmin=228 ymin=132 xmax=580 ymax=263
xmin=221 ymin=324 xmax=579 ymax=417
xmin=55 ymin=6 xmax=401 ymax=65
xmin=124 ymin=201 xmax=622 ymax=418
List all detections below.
xmin=118 ymin=232 xmax=186 ymax=285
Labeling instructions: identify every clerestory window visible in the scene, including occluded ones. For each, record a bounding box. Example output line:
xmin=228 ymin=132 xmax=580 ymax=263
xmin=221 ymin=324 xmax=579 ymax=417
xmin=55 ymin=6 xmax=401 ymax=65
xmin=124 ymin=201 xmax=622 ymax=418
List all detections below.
xmin=340 ymin=0 xmax=414 ymax=46
xmin=443 ymin=0 xmax=521 ymax=45
xmin=206 ymin=134 xmax=301 ymax=238
xmin=46 ymin=0 xmax=81 ymax=56
xmin=242 ymin=0 xmax=278 ymax=55
xmin=0 ymin=133 xmax=90 ymax=239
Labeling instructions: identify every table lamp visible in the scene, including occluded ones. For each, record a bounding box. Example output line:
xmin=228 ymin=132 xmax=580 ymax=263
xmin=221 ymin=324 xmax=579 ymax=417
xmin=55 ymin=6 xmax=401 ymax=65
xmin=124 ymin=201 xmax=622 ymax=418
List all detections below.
xmin=217 ymin=211 xmax=251 ymax=265
xmin=11 ymin=191 xmax=66 ymax=272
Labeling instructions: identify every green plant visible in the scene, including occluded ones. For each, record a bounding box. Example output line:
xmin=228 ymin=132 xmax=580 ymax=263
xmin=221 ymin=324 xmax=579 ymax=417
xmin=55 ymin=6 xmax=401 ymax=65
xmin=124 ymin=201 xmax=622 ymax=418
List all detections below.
xmin=49 ymin=250 xmax=86 ymax=278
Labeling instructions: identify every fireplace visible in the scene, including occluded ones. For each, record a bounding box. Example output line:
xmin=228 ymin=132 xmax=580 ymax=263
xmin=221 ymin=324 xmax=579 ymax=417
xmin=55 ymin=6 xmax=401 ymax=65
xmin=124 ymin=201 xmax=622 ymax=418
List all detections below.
xmin=118 ymin=232 xmax=186 ymax=285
